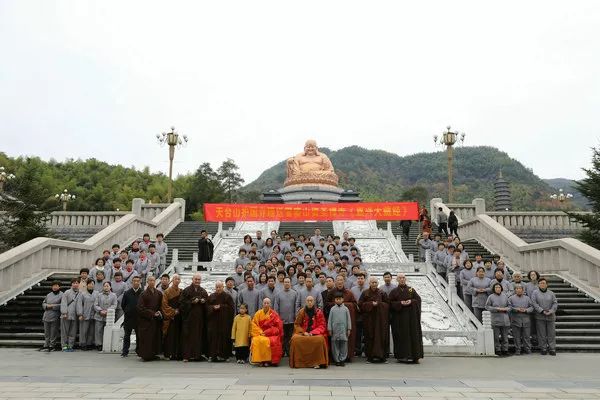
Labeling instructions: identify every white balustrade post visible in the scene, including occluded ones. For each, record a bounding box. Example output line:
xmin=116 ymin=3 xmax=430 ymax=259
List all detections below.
xmin=472 ymin=198 xmax=486 ymax=215
xmin=481 ymin=310 xmax=496 ymax=355
xmin=174 ymin=197 xmax=186 ymax=220
xmin=132 ymin=198 xmax=145 ymax=217
xmin=193 ymin=252 xmax=198 ymax=271
xmin=102 ymin=308 xmax=116 ymax=353
xmin=387 ymin=221 xmax=392 ymax=233
xmin=447 ymin=273 xmax=456 ymax=306
xmin=218 ymin=221 xmax=223 ymax=232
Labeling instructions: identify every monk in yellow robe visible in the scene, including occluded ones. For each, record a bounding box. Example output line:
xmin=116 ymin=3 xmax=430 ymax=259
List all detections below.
xmin=250 ymin=298 xmax=284 ymax=366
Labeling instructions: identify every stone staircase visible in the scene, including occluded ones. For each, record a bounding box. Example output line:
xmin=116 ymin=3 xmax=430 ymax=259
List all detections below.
xmin=277 ymin=222 xmax=334 ymax=239
xmin=0 ymin=274 xmax=75 ymax=348
xmin=49 ymin=227 xmax=105 ymax=242
xmin=547 ymin=274 xmax=600 ymax=352
xmin=164 ymin=221 xmax=235 ymax=263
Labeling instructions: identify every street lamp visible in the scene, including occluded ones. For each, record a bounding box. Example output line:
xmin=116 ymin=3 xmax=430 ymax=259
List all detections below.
xmin=0 ymin=166 xmax=16 ymax=192
xmin=157 ymin=126 xmax=188 ymax=203
xmin=550 ymin=188 xmax=574 ymax=203
xmin=434 ymin=126 xmax=465 ymax=203
xmin=55 ymin=189 xmax=76 ymax=211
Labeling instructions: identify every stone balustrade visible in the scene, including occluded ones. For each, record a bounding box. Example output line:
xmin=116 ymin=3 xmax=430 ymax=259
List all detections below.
xmin=429 ymin=198 xmax=487 ymax=225
xmin=46 ymin=211 xmax=128 ymax=227
xmin=0 ymin=198 xmax=185 ymax=304
xmin=141 ymin=203 xmax=171 ymax=220
xmin=486 ymin=211 xmax=587 ymax=231
xmin=460 ymin=214 xmax=600 ymax=289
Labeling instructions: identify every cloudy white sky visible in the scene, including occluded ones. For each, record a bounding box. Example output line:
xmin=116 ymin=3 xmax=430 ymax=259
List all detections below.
xmin=1 ymin=0 xmax=599 ymax=184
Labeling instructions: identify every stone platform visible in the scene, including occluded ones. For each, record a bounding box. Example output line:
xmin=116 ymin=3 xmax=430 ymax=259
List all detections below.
xmin=1 ymin=348 xmax=600 ymax=399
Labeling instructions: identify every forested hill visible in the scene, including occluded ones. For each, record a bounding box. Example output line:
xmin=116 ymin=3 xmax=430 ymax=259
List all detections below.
xmin=243 ymin=146 xmax=572 ymax=210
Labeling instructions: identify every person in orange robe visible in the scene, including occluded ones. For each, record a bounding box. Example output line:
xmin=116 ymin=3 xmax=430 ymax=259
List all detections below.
xmin=289 ymin=296 xmax=328 ymax=368
xmin=250 ymin=298 xmax=283 ymax=367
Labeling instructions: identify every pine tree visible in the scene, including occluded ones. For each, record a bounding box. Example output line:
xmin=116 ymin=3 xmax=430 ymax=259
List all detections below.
xmin=217 ymin=159 xmax=244 ymax=203
xmin=568 ymin=147 xmax=600 ymax=249
xmin=0 ymin=160 xmax=52 ymax=251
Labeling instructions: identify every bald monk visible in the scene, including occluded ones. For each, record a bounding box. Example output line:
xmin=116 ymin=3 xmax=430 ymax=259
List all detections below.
xmin=136 ymin=275 xmax=163 ymax=361
xmin=180 ymin=272 xmax=209 ymax=362
xmin=161 ymin=274 xmax=182 ymax=360
xmin=206 ymin=280 xmax=235 ymax=361
xmin=250 ymin=298 xmax=284 ymax=367
xmin=289 ymin=296 xmax=328 ymax=368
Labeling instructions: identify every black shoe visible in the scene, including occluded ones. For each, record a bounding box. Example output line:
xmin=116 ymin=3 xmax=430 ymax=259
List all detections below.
xmin=541 ymin=350 xmax=547 ymax=355
xmin=549 ymin=350 xmax=556 ymax=356
xmin=121 ymin=353 xmax=128 ymax=358
xmin=340 ymin=362 xmax=345 ymax=367
xmin=524 ymin=349 xmax=532 ymax=354
xmin=501 ymin=351 xmax=510 ymax=357
xmin=38 ymin=347 xmax=48 ymax=352
xmin=96 ymin=346 xmax=102 ymax=352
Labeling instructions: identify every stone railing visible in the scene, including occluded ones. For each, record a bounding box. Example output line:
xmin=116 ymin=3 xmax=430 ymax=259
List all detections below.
xmin=46 ymin=211 xmax=128 ymax=227
xmin=460 ymin=214 xmax=600 ymax=289
xmin=0 ymin=198 xmax=185 ymax=305
xmin=486 ymin=211 xmax=587 ymax=231
xmin=430 ymin=198 xmax=486 ymax=224
xmin=141 ymin=203 xmax=171 ymax=220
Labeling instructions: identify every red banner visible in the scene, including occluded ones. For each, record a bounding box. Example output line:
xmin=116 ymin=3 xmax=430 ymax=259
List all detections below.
xmin=203 ymin=202 xmax=419 ymax=222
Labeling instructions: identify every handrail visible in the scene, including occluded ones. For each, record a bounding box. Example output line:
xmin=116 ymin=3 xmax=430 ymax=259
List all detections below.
xmin=0 ymin=199 xmax=185 ymax=303
xmin=460 ymin=214 xmax=600 ymax=289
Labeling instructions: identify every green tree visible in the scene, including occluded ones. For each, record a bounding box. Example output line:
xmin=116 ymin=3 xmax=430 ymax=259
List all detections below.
xmin=568 ymin=147 xmax=600 ymax=249
xmin=0 ymin=160 xmax=52 ymax=251
xmin=184 ymin=163 xmax=226 ymax=219
xmin=218 ymin=159 xmax=244 ymax=203
xmin=400 ymin=186 xmax=429 ymax=207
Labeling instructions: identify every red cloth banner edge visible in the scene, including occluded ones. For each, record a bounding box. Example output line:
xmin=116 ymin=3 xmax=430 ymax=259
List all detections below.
xmin=203 ymin=202 xmax=419 ymax=222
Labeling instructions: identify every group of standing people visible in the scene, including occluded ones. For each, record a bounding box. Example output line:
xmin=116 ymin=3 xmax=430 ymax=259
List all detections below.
xmin=40 ymin=233 xmax=168 ymax=352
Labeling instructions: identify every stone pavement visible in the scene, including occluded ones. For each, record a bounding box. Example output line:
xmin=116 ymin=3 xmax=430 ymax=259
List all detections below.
xmin=1 ymin=349 xmax=600 ymax=399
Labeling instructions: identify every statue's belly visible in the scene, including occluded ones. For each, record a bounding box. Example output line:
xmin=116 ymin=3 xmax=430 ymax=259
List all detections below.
xmin=299 ymin=162 xmax=324 ymax=172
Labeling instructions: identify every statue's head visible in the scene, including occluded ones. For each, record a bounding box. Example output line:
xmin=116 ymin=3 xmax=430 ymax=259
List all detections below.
xmin=304 ymin=140 xmax=318 ymax=156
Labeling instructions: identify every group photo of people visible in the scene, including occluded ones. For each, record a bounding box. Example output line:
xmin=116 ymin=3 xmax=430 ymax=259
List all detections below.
xmin=40 ymin=224 xmax=558 ymax=367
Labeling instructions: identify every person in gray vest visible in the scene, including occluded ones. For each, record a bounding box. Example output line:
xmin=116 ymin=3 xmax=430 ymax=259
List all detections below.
xmin=436 ymin=207 xmax=449 ymax=236
xmin=237 ymin=276 xmax=260 ymax=317
xmin=508 ymin=284 xmax=534 ymax=355
xmin=76 ymin=278 xmax=97 ymax=350
xmin=459 ymin=260 xmax=475 ymax=311
xmin=531 ymin=278 xmax=558 ymax=356
xmin=111 ymin=272 xmax=128 ymax=321
xmin=147 ymin=244 xmax=162 ymax=276
xmin=41 ymin=281 xmax=63 ymax=352
xmin=296 ymin=276 xmax=323 ymax=310
xmin=273 ymin=277 xmax=298 ymax=357
xmin=259 ymin=275 xmax=279 ymax=305
xmin=328 ymin=291 xmax=352 ymax=366
xmin=467 ymin=267 xmax=491 ymax=322
xmin=483 ymin=260 xmax=495 ymax=280
xmin=432 ymin=243 xmax=448 ymax=280
xmin=60 ymin=278 xmax=80 ymax=352
xmin=350 ymin=272 xmax=368 ymax=356
xmin=224 ymin=277 xmax=238 ymax=305
xmin=154 ymin=233 xmax=168 ymax=267
xmin=93 ymin=281 xmax=118 ymax=351
xmin=379 ymin=271 xmax=397 ymax=296
xmin=485 ymin=283 xmax=511 ymax=356
xmin=489 ymin=269 xmax=514 ymax=297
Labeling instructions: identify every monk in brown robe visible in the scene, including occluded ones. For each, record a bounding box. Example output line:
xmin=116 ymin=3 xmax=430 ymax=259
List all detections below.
xmin=161 ymin=274 xmax=182 ymax=360
xmin=389 ymin=273 xmax=424 ymax=363
xmin=325 ymin=275 xmax=358 ymax=361
xmin=207 ymin=280 xmax=235 ymax=361
xmin=136 ymin=275 xmax=163 ymax=361
xmin=359 ymin=277 xmax=390 ymax=363
xmin=289 ymin=296 xmax=328 ymax=368
xmin=180 ymin=272 xmax=209 ymax=362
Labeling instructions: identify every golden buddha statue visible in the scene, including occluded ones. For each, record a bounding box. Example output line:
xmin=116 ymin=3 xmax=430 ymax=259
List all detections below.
xmin=285 ymin=140 xmax=339 ymax=187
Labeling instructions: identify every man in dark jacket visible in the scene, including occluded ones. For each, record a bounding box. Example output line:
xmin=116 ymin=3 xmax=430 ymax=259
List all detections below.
xmin=120 ymin=275 xmax=142 ymax=357
xmin=197 ymin=230 xmax=214 ymax=262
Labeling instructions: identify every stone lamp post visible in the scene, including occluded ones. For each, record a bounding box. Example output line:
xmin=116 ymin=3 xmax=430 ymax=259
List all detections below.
xmin=55 ymin=189 xmax=76 ymax=211
xmin=157 ymin=126 xmax=188 ymax=203
xmin=550 ymin=188 xmax=574 ymax=203
xmin=434 ymin=126 xmax=465 ymax=203
xmin=0 ymin=166 xmax=16 ymax=192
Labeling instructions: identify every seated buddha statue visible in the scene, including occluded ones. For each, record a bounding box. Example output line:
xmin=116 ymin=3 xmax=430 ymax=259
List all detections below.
xmin=285 ymin=140 xmax=339 ymax=187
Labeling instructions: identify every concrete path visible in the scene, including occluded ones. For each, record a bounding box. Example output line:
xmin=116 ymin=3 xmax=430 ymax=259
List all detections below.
xmin=0 ymin=349 xmax=599 ymax=399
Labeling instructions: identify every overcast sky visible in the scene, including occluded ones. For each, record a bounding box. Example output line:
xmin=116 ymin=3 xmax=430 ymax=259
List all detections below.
xmin=1 ymin=0 xmax=599 ymax=184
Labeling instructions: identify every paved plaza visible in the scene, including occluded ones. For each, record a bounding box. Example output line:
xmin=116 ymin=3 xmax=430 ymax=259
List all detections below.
xmin=1 ymin=349 xmax=600 ymax=399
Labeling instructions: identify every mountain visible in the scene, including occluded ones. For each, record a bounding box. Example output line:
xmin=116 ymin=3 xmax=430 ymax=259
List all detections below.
xmin=243 ymin=146 xmax=575 ymax=210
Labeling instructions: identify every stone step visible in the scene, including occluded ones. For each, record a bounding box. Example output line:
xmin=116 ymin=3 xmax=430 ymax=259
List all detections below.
xmin=557 ymin=315 xmax=600 ymax=321
xmin=556 ymin=343 xmax=600 ymax=351
xmin=556 ymin=329 xmax=600 ymax=336
xmin=556 ymin=336 xmax=600 ymax=343
xmin=0 ymin=332 xmax=44 ymax=339
xmin=0 ymin=339 xmax=44 ymax=347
